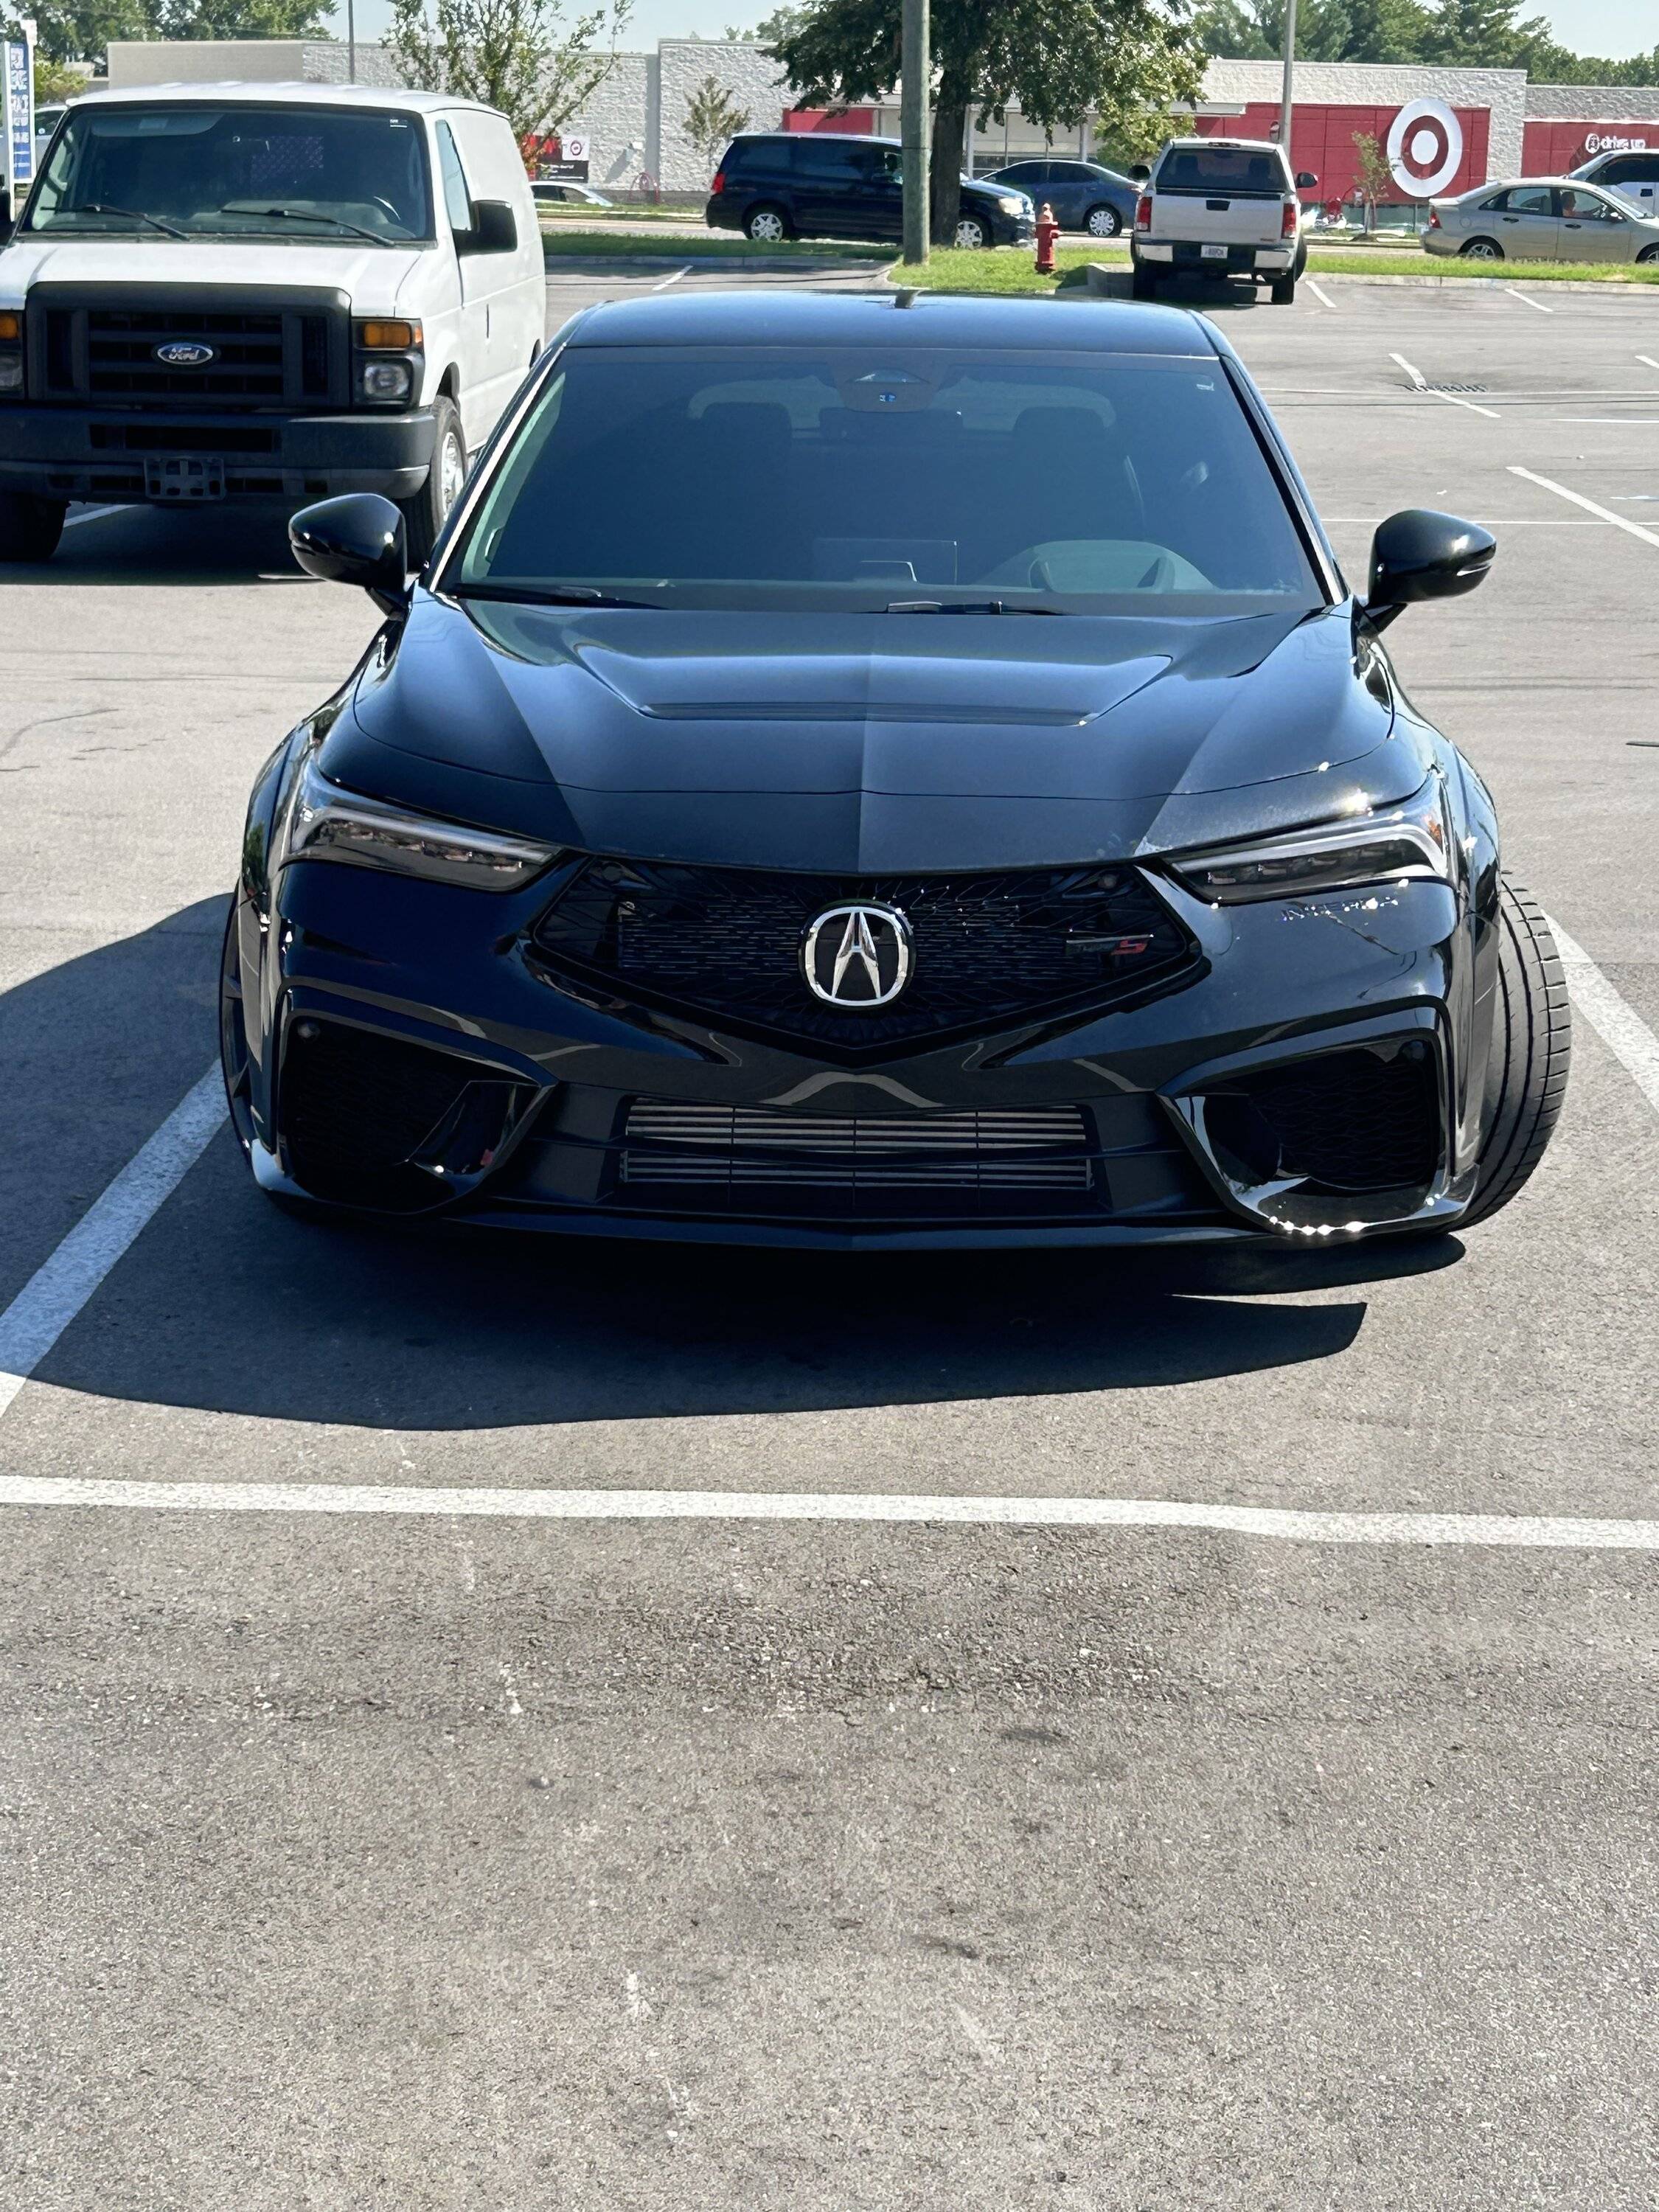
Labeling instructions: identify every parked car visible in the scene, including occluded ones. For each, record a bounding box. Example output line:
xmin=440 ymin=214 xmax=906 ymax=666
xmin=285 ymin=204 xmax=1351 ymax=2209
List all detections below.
xmin=1569 ymin=143 xmax=1659 ymax=214
xmin=222 ymin=291 xmax=1568 ymax=1250
xmin=706 ymin=133 xmax=1034 ymax=249
xmin=1422 ymin=177 xmax=1659 ymax=264
xmin=531 ymin=180 xmax=613 ymax=209
xmin=0 ymin=82 xmax=546 ymax=563
xmin=982 ymin=157 xmax=1138 ymax=238
xmin=1130 ymin=136 xmax=1316 ymax=305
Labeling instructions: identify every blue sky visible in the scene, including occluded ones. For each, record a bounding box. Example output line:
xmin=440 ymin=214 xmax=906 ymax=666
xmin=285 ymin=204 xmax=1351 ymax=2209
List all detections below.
xmin=324 ymin=0 xmax=1657 ymax=66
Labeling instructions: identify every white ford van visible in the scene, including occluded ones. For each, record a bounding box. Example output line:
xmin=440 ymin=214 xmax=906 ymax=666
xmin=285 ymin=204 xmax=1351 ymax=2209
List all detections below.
xmin=0 ymin=83 xmax=545 ymax=561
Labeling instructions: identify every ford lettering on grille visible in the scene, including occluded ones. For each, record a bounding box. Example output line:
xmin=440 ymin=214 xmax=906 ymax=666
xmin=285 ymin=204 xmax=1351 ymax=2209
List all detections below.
xmin=153 ymin=340 xmax=217 ymax=368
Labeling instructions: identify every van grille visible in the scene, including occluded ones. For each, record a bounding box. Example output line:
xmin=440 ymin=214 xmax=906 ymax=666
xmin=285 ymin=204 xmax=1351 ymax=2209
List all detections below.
xmin=26 ymin=288 xmax=347 ymax=409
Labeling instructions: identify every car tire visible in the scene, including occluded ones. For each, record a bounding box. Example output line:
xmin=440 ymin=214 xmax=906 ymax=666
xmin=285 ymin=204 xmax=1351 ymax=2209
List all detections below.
xmin=0 ymin=490 xmax=67 ymax=563
xmin=1638 ymin=243 xmax=1659 ymax=263
xmin=745 ymin=204 xmax=790 ymax=243
xmin=1460 ymin=880 xmax=1572 ymax=1226
xmin=398 ymin=396 xmax=465 ymax=567
xmin=953 ymin=215 xmax=990 ymax=250
xmin=1270 ymin=274 xmax=1297 ymax=304
xmin=1459 ymin=237 xmax=1503 ymax=260
xmin=1085 ymin=204 xmax=1121 ymax=238
xmin=1130 ymin=263 xmax=1159 ymax=299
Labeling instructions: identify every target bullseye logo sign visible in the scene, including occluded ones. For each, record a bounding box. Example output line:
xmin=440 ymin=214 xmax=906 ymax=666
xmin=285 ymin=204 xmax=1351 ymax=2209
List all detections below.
xmin=1386 ymin=98 xmax=1465 ymax=198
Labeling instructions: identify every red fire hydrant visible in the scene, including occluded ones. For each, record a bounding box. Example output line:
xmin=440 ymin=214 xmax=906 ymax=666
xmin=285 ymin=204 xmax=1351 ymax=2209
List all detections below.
xmin=1034 ymin=202 xmax=1060 ymax=276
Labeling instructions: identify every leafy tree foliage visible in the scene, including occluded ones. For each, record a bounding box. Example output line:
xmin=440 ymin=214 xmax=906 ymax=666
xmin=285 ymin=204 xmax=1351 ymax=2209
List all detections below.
xmin=684 ymin=72 xmax=752 ymax=170
xmin=386 ymin=0 xmax=629 ymax=139
xmin=13 ymin=0 xmax=324 ymax=64
xmin=772 ymin=0 xmax=1203 ymax=243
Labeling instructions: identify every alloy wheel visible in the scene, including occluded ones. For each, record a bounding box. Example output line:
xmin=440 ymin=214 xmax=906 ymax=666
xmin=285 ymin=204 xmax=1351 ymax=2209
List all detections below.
xmin=953 ymin=217 xmax=987 ymax=250
xmin=748 ymin=209 xmax=785 ymax=243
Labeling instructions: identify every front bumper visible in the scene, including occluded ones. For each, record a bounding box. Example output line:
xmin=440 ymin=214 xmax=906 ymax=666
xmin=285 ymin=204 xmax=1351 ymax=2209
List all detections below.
xmin=232 ymin=846 xmax=1483 ymax=1249
xmin=0 ymin=404 xmax=437 ymax=504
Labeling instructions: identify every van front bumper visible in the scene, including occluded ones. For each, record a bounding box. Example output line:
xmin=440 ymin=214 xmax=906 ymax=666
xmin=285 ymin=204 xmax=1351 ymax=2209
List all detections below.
xmin=0 ymin=404 xmax=437 ymax=504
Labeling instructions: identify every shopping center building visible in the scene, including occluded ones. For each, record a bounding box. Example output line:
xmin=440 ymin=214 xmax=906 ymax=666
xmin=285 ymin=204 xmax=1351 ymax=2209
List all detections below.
xmin=102 ymin=38 xmax=1659 ymax=204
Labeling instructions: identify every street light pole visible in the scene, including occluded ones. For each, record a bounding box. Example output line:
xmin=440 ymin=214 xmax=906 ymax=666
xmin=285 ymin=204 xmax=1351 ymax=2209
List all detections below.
xmin=347 ymin=0 xmax=357 ymax=84
xmin=900 ymin=0 xmax=929 ymax=266
xmin=1277 ymin=0 xmax=1295 ymax=149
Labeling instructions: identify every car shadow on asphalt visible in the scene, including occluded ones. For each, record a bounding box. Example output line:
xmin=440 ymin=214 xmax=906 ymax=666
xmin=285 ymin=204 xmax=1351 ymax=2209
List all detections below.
xmin=17 ymin=502 xmax=312 ymax=586
xmin=1077 ymin=268 xmax=1272 ymax=313
xmin=8 ymin=900 xmax=1463 ymax=1431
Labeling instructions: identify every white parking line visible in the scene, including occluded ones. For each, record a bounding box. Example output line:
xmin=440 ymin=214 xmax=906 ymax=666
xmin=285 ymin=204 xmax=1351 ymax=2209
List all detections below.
xmin=0 ymin=1067 xmax=223 ymax=1419
xmin=1638 ymin=355 xmax=1659 ymax=372
xmin=1505 ymin=288 xmax=1553 ymax=313
xmin=1550 ymin=918 xmax=1659 ymax=1117
xmin=62 ymin=505 xmax=120 ymax=529
xmin=0 ymin=1475 xmax=1658 ymax=1548
xmin=1306 ymin=279 xmax=1337 ymax=310
xmin=1509 ymin=465 xmax=1659 ymax=549
xmin=1389 ymin=351 xmax=1427 ymax=389
xmin=1388 ymin=352 xmax=1500 ymax=418
xmin=653 ymin=265 xmax=692 ymax=290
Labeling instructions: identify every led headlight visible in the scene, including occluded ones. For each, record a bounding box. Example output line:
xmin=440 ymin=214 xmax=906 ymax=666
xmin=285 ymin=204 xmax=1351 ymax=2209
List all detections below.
xmin=283 ymin=754 xmax=560 ymax=891
xmin=1000 ymin=195 xmax=1026 ymax=214
xmin=1165 ymin=774 xmax=1452 ymax=905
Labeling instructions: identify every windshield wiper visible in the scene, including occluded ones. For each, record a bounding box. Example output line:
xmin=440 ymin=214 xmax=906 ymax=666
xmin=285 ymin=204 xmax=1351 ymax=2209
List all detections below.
xmin=77 ymin=203 xmax=190 ymax=239
xmin=217 ymin=201 xmax=398 ymax=246
xmin=452 ymin=582 xmax=660 ymax=610
xmin=883 ymin=598 xmax=1068 ymax=616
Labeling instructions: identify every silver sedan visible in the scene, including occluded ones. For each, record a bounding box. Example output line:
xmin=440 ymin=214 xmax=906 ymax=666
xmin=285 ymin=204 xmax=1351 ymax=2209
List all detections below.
xmin=1422 ymin=177 xmax=1659 ymax=265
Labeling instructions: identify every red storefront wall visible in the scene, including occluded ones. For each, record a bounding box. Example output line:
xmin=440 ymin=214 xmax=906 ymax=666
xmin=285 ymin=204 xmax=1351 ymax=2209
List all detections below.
xmin=1196 ymin=101 xmax=1490 ymax=202
xmin=1523 ymin=118 xmax=1659 ymax=172
xmin=784 ymin=107 xmax=878 ymax=133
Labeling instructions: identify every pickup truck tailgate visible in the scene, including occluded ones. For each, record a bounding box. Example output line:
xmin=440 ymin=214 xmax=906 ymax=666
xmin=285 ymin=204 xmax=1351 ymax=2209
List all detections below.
xmin=1151 ymin=192 xmax=1285 ymax=246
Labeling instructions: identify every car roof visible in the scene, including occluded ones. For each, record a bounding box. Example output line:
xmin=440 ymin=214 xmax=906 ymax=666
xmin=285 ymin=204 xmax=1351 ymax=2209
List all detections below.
xmin=1159 ymin=136 xmax=1287 ymax=153
xmin=731 ymin=129 xmax=898 ymax=149
xmin=65 ymin=80 xmax=498 ymax=116
xmin=562 ymin=288 xmax=1222 ymax=355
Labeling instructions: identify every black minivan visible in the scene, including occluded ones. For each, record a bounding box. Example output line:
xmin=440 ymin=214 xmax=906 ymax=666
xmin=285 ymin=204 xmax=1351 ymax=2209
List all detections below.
xmin=706 ymin=133 xmax=1035 ymax=248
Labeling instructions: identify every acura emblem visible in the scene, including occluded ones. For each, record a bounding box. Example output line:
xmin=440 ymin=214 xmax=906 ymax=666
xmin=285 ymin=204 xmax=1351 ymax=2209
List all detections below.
xmin=801 ymin=902 xmax=911 ymax=1008
xmin=154 ymin=340 xmax=216 ymax=368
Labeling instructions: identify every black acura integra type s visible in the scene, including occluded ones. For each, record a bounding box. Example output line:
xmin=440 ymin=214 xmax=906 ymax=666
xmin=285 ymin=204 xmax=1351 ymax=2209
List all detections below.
xmin=220 ymin=291 xmax=1571 ymax=1248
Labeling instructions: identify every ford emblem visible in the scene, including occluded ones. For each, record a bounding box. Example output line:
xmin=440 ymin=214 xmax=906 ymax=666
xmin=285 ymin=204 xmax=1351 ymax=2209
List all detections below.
xmin=154 ymin=340 xmax=216 ymax=368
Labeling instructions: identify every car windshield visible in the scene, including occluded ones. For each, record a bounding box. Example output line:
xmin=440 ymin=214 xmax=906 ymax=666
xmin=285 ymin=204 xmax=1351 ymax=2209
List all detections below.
xmin=445 ymin=345 xmax=1323 ymax=617
xmin=24 ymin=103 xmax=434 ymax=242
xmin=1155 ymin=145 xmax=1290 ymax=198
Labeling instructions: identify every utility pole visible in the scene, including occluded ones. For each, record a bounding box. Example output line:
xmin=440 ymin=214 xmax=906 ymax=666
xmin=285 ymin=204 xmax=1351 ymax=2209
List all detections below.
xmin=347 ymin=0 xmax=357 ymax=83
xmin=1277 ymin=0 xmax=1295 ymax=149
xmin=900 ymin=0 xmax=929 ymax=265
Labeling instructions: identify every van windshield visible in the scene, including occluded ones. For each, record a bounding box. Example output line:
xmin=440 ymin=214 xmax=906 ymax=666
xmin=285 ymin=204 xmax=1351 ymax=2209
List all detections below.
xmin=1155 ymin=145 xmax=1290 ymax=198
xmin=445 ymin=344 xmax=1324 ymax=617
xmin=24 ymin=104 xmax=434 ymax=243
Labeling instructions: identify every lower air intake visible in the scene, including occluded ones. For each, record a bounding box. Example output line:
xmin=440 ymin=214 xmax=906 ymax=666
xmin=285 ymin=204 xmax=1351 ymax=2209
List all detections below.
xmin=1206 ymin=1043 xmax=1441 ymax=1196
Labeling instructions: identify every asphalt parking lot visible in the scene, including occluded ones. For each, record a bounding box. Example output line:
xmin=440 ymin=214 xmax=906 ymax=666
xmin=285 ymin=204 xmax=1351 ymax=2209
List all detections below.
xmin=2 ymin=264 xmax=1658 ymax=2209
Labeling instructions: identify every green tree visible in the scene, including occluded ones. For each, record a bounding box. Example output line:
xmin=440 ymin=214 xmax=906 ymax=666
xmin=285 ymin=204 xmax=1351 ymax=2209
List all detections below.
xmin=1192 ymin=0 xmax=1433 ymax=62
xmin=684 ymin=72 xmax=751 ymax=171
xmin=1422 ymin=0 xmax=1556 ymax=69
xmin=1351 ymin=128 xmax=1392 ymax=228
xmin=773 ymin=0 xmax=1203 ymax=246
xmin=159 ymin=0 xmax=328 ymax=32
xmin=387 ymin=0 xmax=630 ymax=139
xmin=11 ymin=0 xmax=157 ymax=66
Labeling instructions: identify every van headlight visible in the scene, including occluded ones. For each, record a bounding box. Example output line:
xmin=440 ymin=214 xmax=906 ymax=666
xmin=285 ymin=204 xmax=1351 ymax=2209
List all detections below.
xmin=1164 ymin=774 xmax=1453 ymax=904
xmin=282 ymin=754 xmax=561 ymax=891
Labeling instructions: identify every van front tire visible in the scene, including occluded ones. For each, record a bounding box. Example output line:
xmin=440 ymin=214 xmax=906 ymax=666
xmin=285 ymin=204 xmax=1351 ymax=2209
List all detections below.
xmin=399 ymin=397 xmax=465 ymax=566
xmin=0 ymin=491 xmax=67 ymax=563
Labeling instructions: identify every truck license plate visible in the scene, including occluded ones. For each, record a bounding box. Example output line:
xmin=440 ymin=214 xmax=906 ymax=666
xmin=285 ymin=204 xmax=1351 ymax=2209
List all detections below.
xmin=1201 ymin=243 xmax=1228 ymax=260
xmin=145 ymin=455 xmax=226 ymax=504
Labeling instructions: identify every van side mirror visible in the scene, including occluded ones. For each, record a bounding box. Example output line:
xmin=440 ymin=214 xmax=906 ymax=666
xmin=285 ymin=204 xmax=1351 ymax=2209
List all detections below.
xmin=290 ymin=493 xmax=411 ymax=613
xmin=1129 ymin=164 xmax=1151 ymax=184
xmin=457 ymin=199 xmax=518 ymax=255
xmin=1295 ymin=170 xmax=1318 ymax=189
xmin=1365 ymin=509 xmax=1495 ymax=629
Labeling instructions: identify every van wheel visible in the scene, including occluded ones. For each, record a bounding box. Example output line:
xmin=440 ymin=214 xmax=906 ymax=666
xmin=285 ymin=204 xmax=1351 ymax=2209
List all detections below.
xmin=745 ymin=204 xmax=790 ymax=243
xmin=399 ymin=397 xmax=465 ymax=566
xmin=1460 ymin=237 xmax=1503 ymax=260
xmin=0 ymin=491 xmax=67 ymax=563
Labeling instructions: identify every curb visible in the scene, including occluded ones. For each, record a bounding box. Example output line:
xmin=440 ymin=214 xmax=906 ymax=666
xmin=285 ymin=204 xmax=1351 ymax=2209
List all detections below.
xmin=1082 ymin=258 xmax=1658 ymax=298
xmin=543 ymin=251 xmax=888 ymax=274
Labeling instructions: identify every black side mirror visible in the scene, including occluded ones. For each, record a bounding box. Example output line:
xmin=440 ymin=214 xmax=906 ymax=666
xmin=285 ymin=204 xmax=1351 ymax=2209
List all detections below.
xmin=1129 ymin=164 xmax=1151 ymax=184
xmin=457 ymin=199 xmax=518 ymax=255
xmin=1365 ymin=509 xmax=1495 ymax=629
xmin=290 ymin=493 xmax=410 ymax=614
xmin=1295 ymin=170 xmax=1318 ymax=189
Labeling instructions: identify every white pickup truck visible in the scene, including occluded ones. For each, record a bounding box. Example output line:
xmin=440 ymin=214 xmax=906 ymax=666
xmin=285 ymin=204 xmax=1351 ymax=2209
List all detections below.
xmin=0 ymin=83 xmax=546 ymax=562
xmin=1129 ymin=136 xmax=1315 ymax=306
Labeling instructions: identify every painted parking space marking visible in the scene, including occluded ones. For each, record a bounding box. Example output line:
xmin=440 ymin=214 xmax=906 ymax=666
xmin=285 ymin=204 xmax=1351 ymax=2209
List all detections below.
xmin=0 ymin=1067 xmax=223 ymax=1420
xmin=1389 ymin=351 xmax=1428 ymax=389
xmin=1509 ymin=465 xmax=1659 ymax=549
xmin=62 ymin=506 xmax=120 ymax=530
xmin=1550 ymin=917 xmax=1659 ymax=1119
xmin=1306 ymin=280 xmax=1338 ymax=311
xmin=1505 ymin=288 xmax=1553 ymax=314
xmin=652 ymin=265 xmax=692 ymax=290
xmin=1388 ymin=353 xmax=1500 ymax=418
xmin=1 ymin=1475 xmax=1658 ymax=1550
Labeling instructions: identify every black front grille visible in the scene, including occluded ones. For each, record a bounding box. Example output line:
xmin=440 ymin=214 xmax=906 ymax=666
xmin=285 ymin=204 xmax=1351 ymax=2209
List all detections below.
xmin=26 ymin=288 xmax=347 ymax=409
xmin=532 ymin=860 xmax=1197 ymax=1057
xmin=88 ymin=306 xmax=285 ymax=400
xmin=1206 ymin=1044 xmax=1441 ymax=1194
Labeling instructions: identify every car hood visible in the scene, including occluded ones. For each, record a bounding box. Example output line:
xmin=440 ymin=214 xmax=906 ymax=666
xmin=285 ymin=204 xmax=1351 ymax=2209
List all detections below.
xmin=0 ymin=234 xmax=428 ymax=311
xmin=330 ymin=597 xmax=1411 ymax=872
